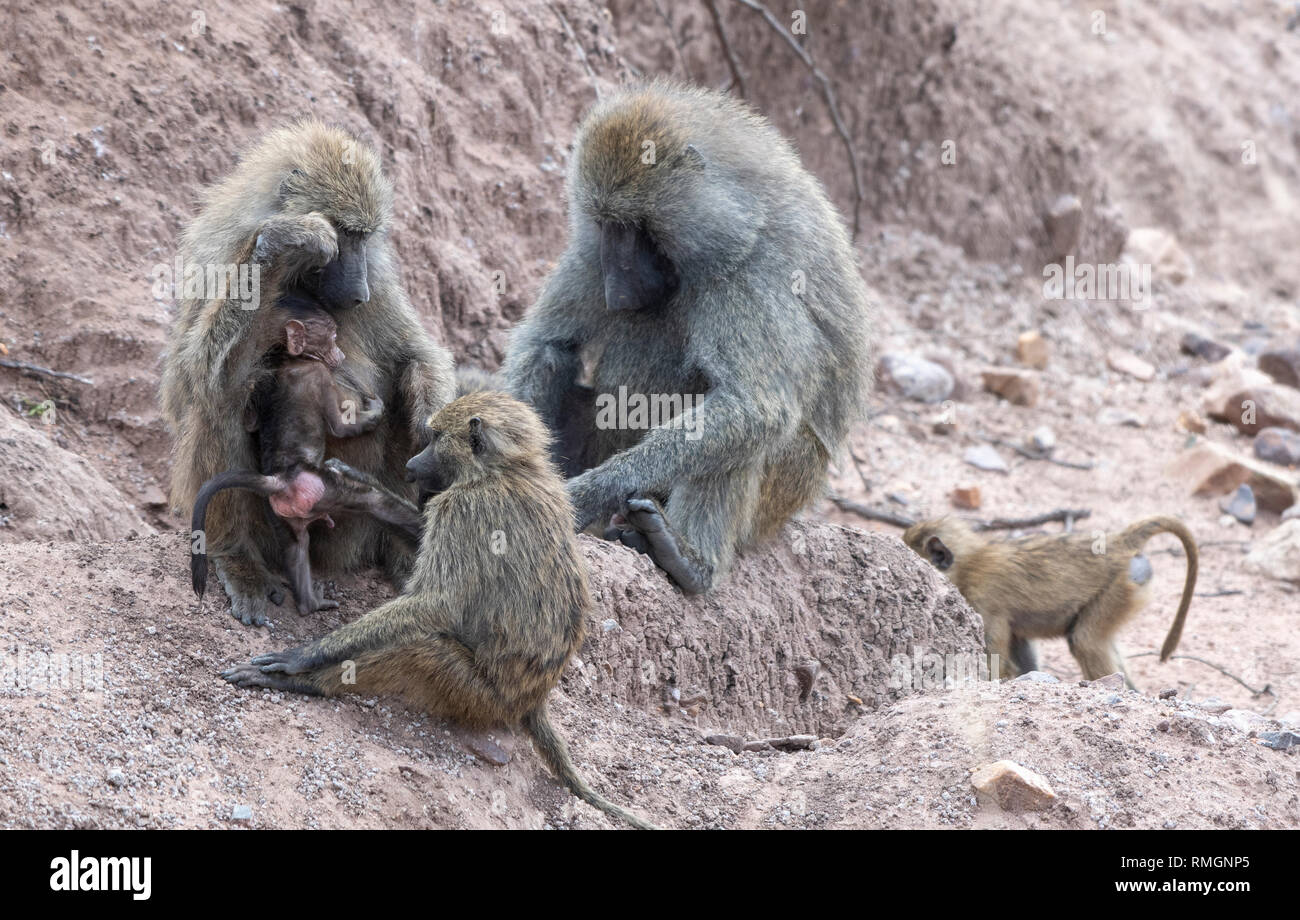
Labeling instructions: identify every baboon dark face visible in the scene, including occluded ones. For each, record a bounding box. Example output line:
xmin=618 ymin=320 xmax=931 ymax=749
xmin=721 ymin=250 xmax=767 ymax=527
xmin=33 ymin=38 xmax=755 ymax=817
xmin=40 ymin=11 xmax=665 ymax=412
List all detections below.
xmin=312 ymin=230 xmax=370 ymax=311
xmin=404 ymin=437 xmax=447 ymax=493
xmin=600 ymin=222 xmax=679 ymax=312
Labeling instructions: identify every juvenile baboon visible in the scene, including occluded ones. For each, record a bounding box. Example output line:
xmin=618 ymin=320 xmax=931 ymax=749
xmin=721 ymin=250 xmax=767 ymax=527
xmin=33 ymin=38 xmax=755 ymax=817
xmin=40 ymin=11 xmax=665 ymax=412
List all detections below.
xmin=503 ymin=82 xmax=875 ymax=594
xmin=160 ymin=120 xmax=455 ymax=626
xmin=902 ymin=516 xmax=1199 ymax=689
xmin=191 ymin=294 xmax=423 ymax=615
xmin=222 ymin=392 xmax=657 ymax=830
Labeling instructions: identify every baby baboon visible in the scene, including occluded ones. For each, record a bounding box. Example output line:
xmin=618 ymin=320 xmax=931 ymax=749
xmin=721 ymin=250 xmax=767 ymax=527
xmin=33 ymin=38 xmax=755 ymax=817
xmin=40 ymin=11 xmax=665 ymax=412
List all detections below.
xmin=503 ymin=82 xmax=875 ymax=594
xmin=160 ymin=120 xmax=455 ymax=626
xmin=222 ymin=392 xmax=657 ymax=830
xmin=191 ymin=294 xmax=423 ymax=615
xmin=902 ymin=516 xmax=1199 ymax=689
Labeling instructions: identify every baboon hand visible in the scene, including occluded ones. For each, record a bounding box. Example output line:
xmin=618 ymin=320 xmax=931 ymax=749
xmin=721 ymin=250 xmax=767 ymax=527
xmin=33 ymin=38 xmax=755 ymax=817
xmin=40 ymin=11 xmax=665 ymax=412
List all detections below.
xmin=253 ymin=211 xmax=338 ymax=271
xmin=566 ymin=468 xmax=625 ymax=532
xmin=248 ymin=646 xmax=314 ymax=675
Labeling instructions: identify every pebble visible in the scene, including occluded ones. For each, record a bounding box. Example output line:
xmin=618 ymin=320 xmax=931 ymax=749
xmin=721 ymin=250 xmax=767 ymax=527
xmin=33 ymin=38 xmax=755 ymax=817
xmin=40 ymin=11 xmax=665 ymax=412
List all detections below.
xmin=964 ymin=444 xmax=1009 ymax=473
xmin=1218 ymin=483 xmax=1256 ymax=525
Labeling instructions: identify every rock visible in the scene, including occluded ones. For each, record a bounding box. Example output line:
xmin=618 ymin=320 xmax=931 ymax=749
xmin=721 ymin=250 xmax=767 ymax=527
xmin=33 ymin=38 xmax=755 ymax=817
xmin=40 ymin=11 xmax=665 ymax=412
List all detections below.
xmin=231 ymin=804 xmax=253 ymax=821
xmin=1180 ymin=332 xmax=1231 ymax=363
xmin=1098 ymin=406 xmax=1145 ymax=428
xmin=970 ymin=760 xmax=1058 ymax=813
xmin=1222 ymin=709 xmax=1269 ymax=733
xmin=743 ymin=740 xmax=774 ymax=753
xmin=1254 ymin=427 xmax=1300 ymax=467
xmin=1201 ymin=353 xmax=1300 ymax=435
xmin=1091 ymin=672 xmax=1126 ymax=690
xmin=876 ymin=353 xmax=954 ymax=403
xmin=1257 ymin=731 xmax=1300 ymax=752
xmin=1165 ymin=441 xmax=1298 ymax=514
xmin=1218 ymin=484 xmax=1256 ymax=525
xmin=1259 ymin=350 xmax=1300 ymax=389
xmin=704 ymin=734 xmax=745 ymax=754
xmin=951 ymin=485 xmax=982 ymax=509
xmin=1016 ymin=330 xmax=1049 ymax=369
xmin=1044 ymin=194 xmax=1083 ymax=255
xmin=1027 ymin=425 xmax=1056 ymax=454
xmin=1012 ymin=671 xmax=1060 ymax=684
xmin=1158 ymin=688 xmax=1178 ymax=699
xmin=1107 ymin=349 xmax=1156 ymax=382
xmin=1122 ymin=227 xmax=1193 ymax=284
xmin=982 ymin=368 xmax=1040 ymax=407
xmin=1243 ymin=519 xmax=1300 ymax=583
xmin=106 ymin=769 xmax=125 ymax=788
xmin=762 ymin=735 xmax=818 ymax=751
xmin=1175 ymin=410 xmax=1207 ymax=434
xmin=964 ymin=444 xmax=1010 ymax=473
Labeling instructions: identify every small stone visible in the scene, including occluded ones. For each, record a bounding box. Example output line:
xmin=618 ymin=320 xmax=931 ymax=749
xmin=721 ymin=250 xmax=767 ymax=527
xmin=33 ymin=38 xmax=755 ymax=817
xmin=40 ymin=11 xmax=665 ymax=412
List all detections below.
xmin=1159 ymin=688 xmax=1178 ymax=700
xmin=1222 ymin=709 xmax=1268 ymax=733
xmin=1259 ymin=350 xmax=1300 ymax=389
xmin=1202 ymin=353 xmax=1300 ymax=435
xmin=704 ymin=733 xmax=745 ymax=754
xmin=982 ymin=369 xmax=1040 ymax=407
xmin=876 ymin=353 xmax=955 ymax=404
xmin=1254 ymin=427 xmax=1300 ymax=467
xmin=1016 ymin=330 xmax=1050 ymax=369
xmin=1098 ymin=406 xmax=1145 ymax=428
xmin=970 ymin=760 xmax=1058 ymax=813
xmin=106 ymin=769 xmax=125 ymax=788
xmin=764 ymin=735 xmax=818 ymax=751
xmin=231 ymin=804 xmax=253 ymax=821
xmin=1218 ymin=484 xmax=1256 ymax=525
xmin=950 ymin=485 xmax=982 ymax=509
xmin=1257 ymin=731 xmax=1300 ymax=751
xmin=1044 ymin=195 xmax=1083 ymax=256
xmin=600 ymin=618 xmax=622 ymax=634
xmin=1108 ymin=349 xmax=1156 ymax=382
xmin=1195 ymin=698 xmax=1233 ymax=715
xmin=1243 ymin=519 xmax=1300 ymax=583
xmin=1180 ymin=332 xmax=1231 ymax=363
xmin=1012 ymin=670 xmax=1060 ymax=684
xmin=1122 ymin=226 xmax=1193 ymax=284
xmin=1156 ymin=720 xmax=1171 ymax=732
xmin=1175 ymin=410 xmax=1207 ymax=434
xmin=963 ymin=444 xmax=1010 ymax=473
xmin=1165 ymin=441 xmax=1298 ymax=514
xmin=1027 ymin=425 xmax=1056 ymax=454
xmin=1091 ymin=672 xmax=1126 ymax=690
xmin=743 ymin=741 xmax=774 ymax=753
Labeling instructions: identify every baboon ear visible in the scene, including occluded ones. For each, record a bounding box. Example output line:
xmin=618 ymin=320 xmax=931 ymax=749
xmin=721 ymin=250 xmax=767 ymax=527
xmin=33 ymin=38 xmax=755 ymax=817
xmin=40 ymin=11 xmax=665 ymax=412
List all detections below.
xmin=468 ymin=416 xmax=484 ymax=455
xmin=285 ymin=319 xmax=307 ymax=356
xmin=924 ymin=535 xmax=954 ymax=571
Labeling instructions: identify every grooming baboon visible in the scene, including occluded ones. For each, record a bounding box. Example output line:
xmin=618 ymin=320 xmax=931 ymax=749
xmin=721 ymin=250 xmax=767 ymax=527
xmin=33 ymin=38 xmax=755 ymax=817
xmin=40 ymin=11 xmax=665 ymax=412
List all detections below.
xmin=160 ymin=119 xmax=455 ymax=626
xmin=191 ymin=294 xmax=423 ymax=615
xmin=503 ymin=82 xmax=875 ymax=594
xmin=902 ymin=516 xmax=1199 ymax=689
xmin=223 ymin=392 xmax=656 ymax=830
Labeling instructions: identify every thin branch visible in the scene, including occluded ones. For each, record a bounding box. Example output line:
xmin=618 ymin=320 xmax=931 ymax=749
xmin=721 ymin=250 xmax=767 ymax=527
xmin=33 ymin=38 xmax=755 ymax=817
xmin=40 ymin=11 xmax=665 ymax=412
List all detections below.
xmin=650 ymin=0 xmax=693 ymax=81
xmin=731 ymin=0 xmax=864 ymax=238
xmin=0 ymin=358 xmax=94 ymax=386
xmin=1195 ymin=589 xmax=1244 ymax=598
xmin=974 ymin=509 xmax=1091 ymax=531
xmin=549 ymin=3 xmax=600 ymax=100
xmin=1129 ymin=650 xmax=1274 ymax=701
xmin=703 ymin=0 xmax=747 ymax=98
xmin=982 ymin=435 xmax=1095 ymax=471
xmin=829 ymin=494 xmax=915 ymax=528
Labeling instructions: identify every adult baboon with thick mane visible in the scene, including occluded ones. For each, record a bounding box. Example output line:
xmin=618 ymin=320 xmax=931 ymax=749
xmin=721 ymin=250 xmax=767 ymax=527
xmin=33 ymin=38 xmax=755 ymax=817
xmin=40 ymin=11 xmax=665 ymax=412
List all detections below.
xmin=161 ymin=120 xmax=455 ymax=625
xmin=504 ymin=82 xmax=875 ymax=593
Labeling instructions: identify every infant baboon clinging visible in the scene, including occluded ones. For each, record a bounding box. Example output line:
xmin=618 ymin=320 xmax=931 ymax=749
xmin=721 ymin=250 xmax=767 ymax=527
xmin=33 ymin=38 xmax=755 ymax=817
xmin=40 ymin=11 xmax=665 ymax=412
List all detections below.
xmin=160 ymin=120 xmax=455 ymax=626
xmin=504 ymin=81 xmax=875 ymax=593
xmin=191 ymin=293 xmax=422 ymax=615
xmin=903 ymin=516 xmax=1199 ymax=689
xmin=223 ymin=392 xmax=656 ymax=830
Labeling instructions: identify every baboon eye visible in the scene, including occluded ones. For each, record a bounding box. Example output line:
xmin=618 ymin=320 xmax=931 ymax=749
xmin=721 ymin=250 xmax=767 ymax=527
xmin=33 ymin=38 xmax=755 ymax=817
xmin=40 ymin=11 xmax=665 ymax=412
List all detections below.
xmin=468 ymin=417 xmax=484 ymax=455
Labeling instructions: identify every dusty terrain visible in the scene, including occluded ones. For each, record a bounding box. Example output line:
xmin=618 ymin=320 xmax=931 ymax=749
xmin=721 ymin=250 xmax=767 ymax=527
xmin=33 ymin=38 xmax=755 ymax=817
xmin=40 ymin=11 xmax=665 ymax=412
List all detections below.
xmin=1 ymin=0 xmax=1298 ymax=828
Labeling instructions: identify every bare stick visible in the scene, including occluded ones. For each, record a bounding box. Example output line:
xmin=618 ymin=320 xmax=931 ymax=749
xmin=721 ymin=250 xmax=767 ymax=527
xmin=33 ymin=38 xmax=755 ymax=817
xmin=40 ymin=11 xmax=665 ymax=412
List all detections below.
xmin=731 ymin=0 xmax=864 ymax=238
xmin=829 ymin=494 xmax=915 ymax=528
xmin=1129 ymin=650 xmax=1274 ymax=700
xmin=974 ymin=509 xmax=1091 ymax=531
xmin=0 ymin=358 xmax=94 ymax=386
xmin=847 ymin=446 xmax=873 ymax=494
xmin=984 ymin=435 xmax=1095 ymax=471
xmin=703 ymin=0 xmax=747 ymax=98
xmin=549 ymin=3 xmax=600 ymax=100
xmin=651 ymin=0 xmax=693 ymax=80
xmin=1195 ymin=589 xmax=1244 ymax=598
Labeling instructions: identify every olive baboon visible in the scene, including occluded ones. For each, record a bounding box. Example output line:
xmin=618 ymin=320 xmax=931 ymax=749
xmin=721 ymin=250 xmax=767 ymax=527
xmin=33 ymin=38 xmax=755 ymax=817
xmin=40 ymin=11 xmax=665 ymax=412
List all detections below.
xmin=190 ymin=293 xmax=424 ymax=616
xmin=902 ymin=516 xmax=1199 ymax=689
xmin=503 ymin=82 xmax=875 ymax=593
xmin=160 ymin=120 xmax=455 ymax=626
xmin=223 ymin=392 xmax=656 ymax=829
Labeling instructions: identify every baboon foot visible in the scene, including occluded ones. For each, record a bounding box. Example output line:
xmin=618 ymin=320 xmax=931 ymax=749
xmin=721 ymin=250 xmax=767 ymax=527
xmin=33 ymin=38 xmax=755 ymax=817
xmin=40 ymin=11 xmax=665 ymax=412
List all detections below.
xmin=213 ymin=557 xmax=277 ymax=627
xmin=221 ymin=659 xmax=320 ymax=696
xmin=617 ymin=495 xmax=713 ymax=595
xmin=453 ymin=727 xmax=513 ymax=766
xmin=247 ymin=647 xmax=314 ymax=675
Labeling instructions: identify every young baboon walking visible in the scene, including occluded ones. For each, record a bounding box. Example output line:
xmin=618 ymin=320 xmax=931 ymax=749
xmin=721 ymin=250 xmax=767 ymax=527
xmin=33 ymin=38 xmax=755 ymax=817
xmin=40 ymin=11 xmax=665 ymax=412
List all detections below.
xmin=190 ymin=293 xmax=422 ymax=615
xmin=903 ymin=516 xmax=1199 ymax=689
xmin=160 ymin=120 xmax=455 ymax=626
xmin=504 ymin=81 xmax=875 ymax=594
xmin=223 ymin=392 xmax=657 ymax=830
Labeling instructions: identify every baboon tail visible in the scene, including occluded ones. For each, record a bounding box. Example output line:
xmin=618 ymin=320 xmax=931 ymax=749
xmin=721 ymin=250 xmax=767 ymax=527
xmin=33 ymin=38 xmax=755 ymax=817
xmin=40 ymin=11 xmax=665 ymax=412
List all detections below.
xmin=190 ymin=471 xmax=280 ymax=599
xmin=523 ymin=705 xmax=659 ymax=830
xmin=1121 ymin=516 xmax=1199 ymax=662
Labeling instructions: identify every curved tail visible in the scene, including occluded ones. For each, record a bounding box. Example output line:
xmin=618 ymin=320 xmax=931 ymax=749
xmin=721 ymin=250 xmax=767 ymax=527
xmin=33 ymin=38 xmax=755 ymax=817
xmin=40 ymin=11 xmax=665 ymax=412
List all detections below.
xmin=1120 ymin=516 xmax=1199 ymax=661
xmin=523 ymin=705 xmax=658 ymax=830
xmin=190 ymin=471 xmax=280 ymax=599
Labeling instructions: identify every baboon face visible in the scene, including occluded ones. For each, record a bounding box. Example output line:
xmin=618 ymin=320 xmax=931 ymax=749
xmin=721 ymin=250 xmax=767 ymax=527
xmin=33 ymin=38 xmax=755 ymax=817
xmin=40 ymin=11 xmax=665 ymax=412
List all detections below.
xmin=405 ymin=392 xmax=552 ymax=492
xmin=311 ymin=230 xmax=370 ymax=311
xmin=284 ymin=315 xmax=344 ymax=368
xmin=599 ymin=222 xmax=679 ymax=313
xmin=903 ymin=521 xmax=957 ymax=571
